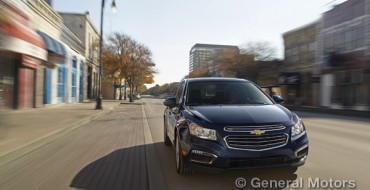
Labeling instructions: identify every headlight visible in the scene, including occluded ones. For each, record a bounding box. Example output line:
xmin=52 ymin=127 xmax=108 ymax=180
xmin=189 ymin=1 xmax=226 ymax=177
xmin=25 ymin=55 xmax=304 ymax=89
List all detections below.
xmin=291 ymin=118 xmax=305 ymax=140
xmin=189 ymin=123 xmax=217 ymax=141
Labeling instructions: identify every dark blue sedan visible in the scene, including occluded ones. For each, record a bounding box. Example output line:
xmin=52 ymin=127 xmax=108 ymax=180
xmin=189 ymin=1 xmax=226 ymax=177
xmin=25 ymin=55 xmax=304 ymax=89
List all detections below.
xmin=163 ymin=77 xmax=308 ymax=175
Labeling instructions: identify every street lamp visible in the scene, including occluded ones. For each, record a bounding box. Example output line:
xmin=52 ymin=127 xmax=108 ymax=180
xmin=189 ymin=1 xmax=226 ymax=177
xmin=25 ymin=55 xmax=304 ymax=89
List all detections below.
xmin=96 ymin=0 xmax=117 ymax=109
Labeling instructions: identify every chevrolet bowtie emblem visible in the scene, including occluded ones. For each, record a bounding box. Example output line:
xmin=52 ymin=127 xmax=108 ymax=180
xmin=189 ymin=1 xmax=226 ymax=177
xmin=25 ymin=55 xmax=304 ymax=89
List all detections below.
xmin=250 ymin=129 xmax=265 ymax=135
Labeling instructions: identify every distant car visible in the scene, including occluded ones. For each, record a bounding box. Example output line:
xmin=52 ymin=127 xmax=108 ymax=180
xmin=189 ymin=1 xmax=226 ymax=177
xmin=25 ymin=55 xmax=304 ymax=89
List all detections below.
xmin=135 ymin=94 xmax=141 ymax=100
xmin=163 ymin=77 xmax=308 ymax=175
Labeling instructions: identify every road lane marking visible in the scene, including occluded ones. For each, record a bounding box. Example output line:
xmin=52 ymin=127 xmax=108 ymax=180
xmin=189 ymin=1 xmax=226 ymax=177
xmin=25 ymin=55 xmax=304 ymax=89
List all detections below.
xmin=146 ymin=102 xmax=154 ymax=112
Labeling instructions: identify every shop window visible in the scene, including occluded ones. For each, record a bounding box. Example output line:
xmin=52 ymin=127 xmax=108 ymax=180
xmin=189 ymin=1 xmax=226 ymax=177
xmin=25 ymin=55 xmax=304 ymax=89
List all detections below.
xmin=332 ymin=70 xmax=365 ymax=106
xmin=72 ymin=58 xmax=77 ymax=98
xmin=57 ymin=66 xmax=64 ymax=97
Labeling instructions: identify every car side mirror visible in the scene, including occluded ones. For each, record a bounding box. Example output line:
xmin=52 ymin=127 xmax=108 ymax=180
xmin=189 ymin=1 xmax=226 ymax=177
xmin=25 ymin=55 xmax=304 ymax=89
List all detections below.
xmin=163 ymin=97 xmax=177 ymax=108
xmin=272 ymin=95 xmax=284 ymax=104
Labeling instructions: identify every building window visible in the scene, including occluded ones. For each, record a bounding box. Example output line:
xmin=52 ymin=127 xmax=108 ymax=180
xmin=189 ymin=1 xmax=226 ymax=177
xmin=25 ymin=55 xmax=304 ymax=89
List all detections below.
xmin=333 ymin=32 xmax=344 ymax=52
xmin=72 ymin=58 xmax=77 ymax=98
xmin=332 ymin=70 xmax=365 ymax=106
xmin=291 ymin=47 xmax=298 ymax=63
xmin=324 ymin=33 xmax=333 ymax=52
xmin=57 ymin=65 xmax=65 ymax=98
xmin=344 ymin=29 xmax=353 ymax=51
xmin=285 ymin=48 xmax=292 ymax=63
xmin=308 ymin=42 xmax=315 ymax=61
xmin=353 ymin=26 xmax=364 ymax=49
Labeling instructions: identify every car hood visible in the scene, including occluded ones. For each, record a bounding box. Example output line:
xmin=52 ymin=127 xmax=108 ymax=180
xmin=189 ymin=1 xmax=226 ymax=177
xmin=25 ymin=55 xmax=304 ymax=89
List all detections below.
xmin=187 ymin=104 xmax=293 ymax=126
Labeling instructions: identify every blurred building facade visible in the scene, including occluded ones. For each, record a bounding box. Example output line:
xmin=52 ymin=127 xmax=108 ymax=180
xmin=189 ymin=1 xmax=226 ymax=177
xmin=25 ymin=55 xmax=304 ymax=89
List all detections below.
xmin=28 ymin=0 xmax=64 ymax=107
xmin=189 ymin=43 xmax=239 ymax=75
xmin=26 ymin=0 xmax=87 ymax=106
xmin=60 ymin=25 xmax=86 ymax=103
xmin=317 ymin=0 xmax=369 ymax=111
xmin=0 ymin=0 xmax=47 ymax=109
xmin=59 ymin=12 xmax=100 ymax=100
xmin=0 ymin=0 xmax=99 ymax=110
xmin=282 ymin=0 xmax=370 ymax=111
xmin=282 ymin=21 xmax=319 ymax=106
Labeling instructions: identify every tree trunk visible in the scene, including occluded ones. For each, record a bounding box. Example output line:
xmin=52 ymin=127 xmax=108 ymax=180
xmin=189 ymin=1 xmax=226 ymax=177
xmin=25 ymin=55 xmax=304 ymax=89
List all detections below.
xmin=129 ymin=77 xmax=134 ymax=102
xmin=124 ymin=79 xmax=127 ymax=100
xmin=119 ymin=78 xmax=122 ymax=100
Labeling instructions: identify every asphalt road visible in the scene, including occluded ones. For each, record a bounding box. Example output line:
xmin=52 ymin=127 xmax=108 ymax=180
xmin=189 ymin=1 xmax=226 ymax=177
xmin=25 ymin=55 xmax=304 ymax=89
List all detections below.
xmin=143 ymin=98 xmax=370 ymax=190
xmin=1 ymin=99 xmax=369 ymax=190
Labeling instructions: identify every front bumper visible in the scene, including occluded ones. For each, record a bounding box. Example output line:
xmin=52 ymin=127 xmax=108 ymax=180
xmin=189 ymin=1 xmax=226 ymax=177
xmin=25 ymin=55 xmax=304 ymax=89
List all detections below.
xmin=179 ymin=132 xmax=309 ymax=171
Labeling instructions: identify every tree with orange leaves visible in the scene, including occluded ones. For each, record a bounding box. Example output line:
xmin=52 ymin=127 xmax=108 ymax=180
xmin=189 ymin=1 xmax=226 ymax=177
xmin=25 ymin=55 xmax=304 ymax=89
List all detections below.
xmin=102 ymin=32 xmax=156 ymax=101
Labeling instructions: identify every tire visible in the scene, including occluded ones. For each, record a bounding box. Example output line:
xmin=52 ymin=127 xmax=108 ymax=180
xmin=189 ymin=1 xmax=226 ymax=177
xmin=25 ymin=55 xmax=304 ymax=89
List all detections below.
xmin=164 ymin=118 xmax=171 ymax=146
xmin=175 ymin=135 xmax=192 ymax=175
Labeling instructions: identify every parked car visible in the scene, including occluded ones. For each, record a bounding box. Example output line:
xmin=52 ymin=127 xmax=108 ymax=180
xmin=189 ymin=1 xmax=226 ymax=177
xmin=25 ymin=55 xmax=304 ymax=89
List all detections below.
xmin=163 ymin=77 xmax=308 ymax=175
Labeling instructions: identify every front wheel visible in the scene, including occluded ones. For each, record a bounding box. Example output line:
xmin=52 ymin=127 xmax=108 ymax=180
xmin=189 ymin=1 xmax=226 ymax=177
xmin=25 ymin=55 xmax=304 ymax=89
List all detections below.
xmin=175 ymin=135 xmax=192 ymax=175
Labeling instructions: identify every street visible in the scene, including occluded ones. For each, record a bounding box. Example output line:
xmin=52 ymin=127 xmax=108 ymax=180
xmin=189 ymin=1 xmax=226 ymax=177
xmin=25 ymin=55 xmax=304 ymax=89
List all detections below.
xmin=144 ymin=98 xmax=370 ymax=190
xmin=0 ymin=98 xmax=370 ymax=190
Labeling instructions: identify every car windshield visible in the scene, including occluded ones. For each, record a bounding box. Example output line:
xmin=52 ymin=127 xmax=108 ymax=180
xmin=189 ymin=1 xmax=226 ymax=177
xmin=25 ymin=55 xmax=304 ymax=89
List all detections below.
xmin=185 ymin=81 xmax=273 ymax=106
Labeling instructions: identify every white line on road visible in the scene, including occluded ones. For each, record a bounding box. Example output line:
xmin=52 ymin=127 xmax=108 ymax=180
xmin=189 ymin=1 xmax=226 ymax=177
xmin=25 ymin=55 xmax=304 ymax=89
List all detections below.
xmin=146 ymin=102 xmax=153 ymax=112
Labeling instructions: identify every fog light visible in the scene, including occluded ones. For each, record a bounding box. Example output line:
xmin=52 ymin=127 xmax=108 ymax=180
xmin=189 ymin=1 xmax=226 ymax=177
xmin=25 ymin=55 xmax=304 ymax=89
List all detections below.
xmin=296 ymin=146 xmax=308 ymax=158
xmin=190 ymin=150 xmax=217 ymax=164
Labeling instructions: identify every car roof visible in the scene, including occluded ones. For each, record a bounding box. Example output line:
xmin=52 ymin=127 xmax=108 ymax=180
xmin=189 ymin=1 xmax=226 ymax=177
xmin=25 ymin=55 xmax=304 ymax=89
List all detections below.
xmin=184 ymin=77 xmax=251 ymax=83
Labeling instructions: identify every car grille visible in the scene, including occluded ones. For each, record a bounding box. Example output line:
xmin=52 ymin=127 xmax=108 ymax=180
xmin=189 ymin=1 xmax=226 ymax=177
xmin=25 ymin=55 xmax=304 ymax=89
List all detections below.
xmin=224 ymin=125 xmax=285 ymax=132
xmin=225 ymin=133 xmax=288 ymax=150
xmin=229 ymin=156 xmax=289 ymax=168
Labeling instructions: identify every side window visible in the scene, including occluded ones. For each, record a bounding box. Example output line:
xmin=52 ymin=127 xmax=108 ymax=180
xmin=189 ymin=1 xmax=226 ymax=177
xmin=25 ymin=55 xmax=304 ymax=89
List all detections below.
xmin=175 ymin=81 xmax=185 ymax=104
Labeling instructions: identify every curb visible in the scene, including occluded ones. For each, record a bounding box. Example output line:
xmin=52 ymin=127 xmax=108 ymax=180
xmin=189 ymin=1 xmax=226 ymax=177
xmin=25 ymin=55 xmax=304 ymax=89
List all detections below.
xmin=0 ymin=105 xmax=117 ymax=168
xmin=141 ymin=105 xmax=167 ymax=190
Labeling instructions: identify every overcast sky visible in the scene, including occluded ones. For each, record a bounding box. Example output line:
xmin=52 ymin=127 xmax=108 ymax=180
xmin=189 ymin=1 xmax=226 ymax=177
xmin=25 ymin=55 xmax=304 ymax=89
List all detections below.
xmin=54 ymin=0 xmax=346 ymax=87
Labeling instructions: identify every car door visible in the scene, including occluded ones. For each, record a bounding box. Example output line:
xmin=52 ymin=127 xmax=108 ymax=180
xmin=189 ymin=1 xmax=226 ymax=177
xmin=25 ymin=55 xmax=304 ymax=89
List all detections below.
xmin=167 ymin=81 xmax=185 ymax=142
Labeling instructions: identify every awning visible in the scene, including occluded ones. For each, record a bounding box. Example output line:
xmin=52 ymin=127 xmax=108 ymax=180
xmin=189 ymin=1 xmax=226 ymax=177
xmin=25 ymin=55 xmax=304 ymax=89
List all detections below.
xmin=0 ymin=15 xmax=47 ymax=60
xmin=37 ymin=31 xmax=66 ymax=62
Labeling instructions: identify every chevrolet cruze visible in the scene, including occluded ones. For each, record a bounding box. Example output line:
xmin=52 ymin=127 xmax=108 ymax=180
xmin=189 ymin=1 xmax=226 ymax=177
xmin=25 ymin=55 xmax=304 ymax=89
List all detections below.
xmin=163 ymin=77 xmax=308 ymax=175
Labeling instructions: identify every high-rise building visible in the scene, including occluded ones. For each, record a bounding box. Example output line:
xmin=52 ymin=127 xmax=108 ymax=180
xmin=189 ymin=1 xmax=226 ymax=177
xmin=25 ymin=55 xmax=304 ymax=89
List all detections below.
xmin=189 ymin=43 xmax=239 ymax=75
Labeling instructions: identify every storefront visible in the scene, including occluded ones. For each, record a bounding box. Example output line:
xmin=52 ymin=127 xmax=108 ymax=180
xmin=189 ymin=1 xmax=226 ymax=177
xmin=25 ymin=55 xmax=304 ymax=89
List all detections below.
xmin=36 ymin=31 xmax=66 ymax=104
xmin=278 ymin=72 xmax=302 ymax=105
xmin=0 ymin=0 xmax=47 ymax=109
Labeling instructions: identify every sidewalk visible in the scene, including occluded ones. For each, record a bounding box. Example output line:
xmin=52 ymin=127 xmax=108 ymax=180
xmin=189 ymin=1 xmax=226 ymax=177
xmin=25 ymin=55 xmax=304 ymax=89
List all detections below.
xmin=0 ymin=100 xmax=125 ymax=167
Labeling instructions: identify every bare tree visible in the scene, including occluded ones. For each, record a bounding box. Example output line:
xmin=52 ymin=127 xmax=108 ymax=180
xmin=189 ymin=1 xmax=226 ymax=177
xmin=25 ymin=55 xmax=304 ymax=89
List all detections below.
xmin=216 ymin=43 xmax=280 ymax=82
xmin=240 ymin=41 xmax=277 ymax=61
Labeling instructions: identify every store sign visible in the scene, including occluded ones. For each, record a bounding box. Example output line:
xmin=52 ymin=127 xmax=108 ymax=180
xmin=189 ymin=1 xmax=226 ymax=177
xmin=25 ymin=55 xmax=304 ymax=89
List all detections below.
xmin=0 ymin=33 xmax=47 ymax=61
